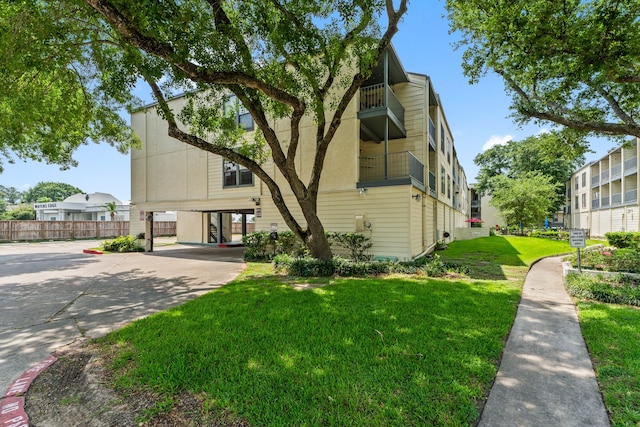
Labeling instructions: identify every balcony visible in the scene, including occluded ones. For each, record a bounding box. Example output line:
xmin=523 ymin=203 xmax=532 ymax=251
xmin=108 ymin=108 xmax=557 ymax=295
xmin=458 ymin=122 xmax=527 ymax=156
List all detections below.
xmin=624 ymin=156 xmax=638 ymax=176
xmin=611 ymin=164 xmax=622 ymax=180
xmin=591 ymin=175 xmax=599 ymax=187
xmin=592 ymin=199 xmax=600 ymax=209
xmin=625 ymin=189 xmax=638 ymax=203
xmin=358 ymin=83 xmax=406 ymax=142
xmin=601 ymin=196 xmax=610 ymax=207
xmin=612 ymin=193 xmax=622 ymax=205
xmin=428 ymin=171 xmax=437 ymax=198
xmin=358 ymin=151 xmax=425 ymax=191
xmin=601 ymin=170 xmax=610 ymax=184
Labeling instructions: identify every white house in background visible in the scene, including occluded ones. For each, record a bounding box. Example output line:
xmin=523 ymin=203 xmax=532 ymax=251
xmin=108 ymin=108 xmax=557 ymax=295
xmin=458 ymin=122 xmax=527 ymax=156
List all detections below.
xmin=34 ymin=192 xmax=130 ymax=221
xmin=566 ymin=138 xmax=639 ymax=237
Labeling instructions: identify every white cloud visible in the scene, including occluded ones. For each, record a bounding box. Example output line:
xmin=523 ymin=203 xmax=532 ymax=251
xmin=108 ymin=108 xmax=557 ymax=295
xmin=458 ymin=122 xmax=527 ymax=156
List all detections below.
xmin=536 ymin=128 xmax=551 ymax=135
xmin=482 ymin=134 xmax=513 ymax=151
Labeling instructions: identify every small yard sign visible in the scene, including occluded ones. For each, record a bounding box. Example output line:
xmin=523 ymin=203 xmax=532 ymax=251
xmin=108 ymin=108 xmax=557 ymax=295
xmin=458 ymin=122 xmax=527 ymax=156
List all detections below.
xmin=569 ymin=229 xmax=586 ymax=248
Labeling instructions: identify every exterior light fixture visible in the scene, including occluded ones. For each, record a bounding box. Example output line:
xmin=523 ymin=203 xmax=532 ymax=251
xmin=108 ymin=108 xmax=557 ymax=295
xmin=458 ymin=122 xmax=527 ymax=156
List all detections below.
xmin=359 ymin=188 xmax=367 ymax=196
xmin=412 ymin=194 xmax=422 ymax=201
xmin=250 ymin=197 xmax=260 ymax=205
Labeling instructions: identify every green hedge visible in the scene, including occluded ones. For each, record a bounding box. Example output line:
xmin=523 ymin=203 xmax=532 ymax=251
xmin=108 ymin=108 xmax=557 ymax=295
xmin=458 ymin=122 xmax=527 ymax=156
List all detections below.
xmin=604 ymin=232 xmax=640 ymax=249
xmin=565 ymin=272 xmax=640 ymax=306
xmin=101 ymin=235 xmax=144 ymax=252
xmin=529 ymin=230 xmax=569 ymax=240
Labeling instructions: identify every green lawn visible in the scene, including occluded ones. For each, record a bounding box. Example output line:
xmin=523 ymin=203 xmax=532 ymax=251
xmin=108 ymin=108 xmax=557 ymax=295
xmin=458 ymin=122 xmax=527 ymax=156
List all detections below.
xmin=576 ymin=301 xmax=640 ymax=426
xmin=439 ymin=235 xmax=573 ymax=281
xmin=95 ymin=235 xmax=574 ymax=425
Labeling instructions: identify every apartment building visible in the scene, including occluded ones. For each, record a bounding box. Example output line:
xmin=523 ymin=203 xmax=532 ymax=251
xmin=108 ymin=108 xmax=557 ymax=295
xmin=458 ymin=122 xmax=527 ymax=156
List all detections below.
xmin=129 ymin=46 xmax=470 ymax=260
xmin=566 ymin=139 xmax=639 ymax=236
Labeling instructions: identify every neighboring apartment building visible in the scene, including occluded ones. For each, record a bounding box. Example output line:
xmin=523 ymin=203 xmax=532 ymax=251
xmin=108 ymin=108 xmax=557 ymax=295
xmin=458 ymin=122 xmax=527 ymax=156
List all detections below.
xmin=129 ymin=46 xmax=470 ymax=260
xmin=566 ymin=139 xmax=639 ymax=236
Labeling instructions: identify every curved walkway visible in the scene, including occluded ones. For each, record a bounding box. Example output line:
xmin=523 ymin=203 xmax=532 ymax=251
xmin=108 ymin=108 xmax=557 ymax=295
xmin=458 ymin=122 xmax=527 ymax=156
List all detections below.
xmin=479 ymin=256 xmax=610 ymax=426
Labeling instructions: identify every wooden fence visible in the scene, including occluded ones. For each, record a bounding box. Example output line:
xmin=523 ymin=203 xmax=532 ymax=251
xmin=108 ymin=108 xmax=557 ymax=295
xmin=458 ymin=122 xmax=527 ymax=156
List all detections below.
xmin=0 ymin=221 xmax=176 ymax=242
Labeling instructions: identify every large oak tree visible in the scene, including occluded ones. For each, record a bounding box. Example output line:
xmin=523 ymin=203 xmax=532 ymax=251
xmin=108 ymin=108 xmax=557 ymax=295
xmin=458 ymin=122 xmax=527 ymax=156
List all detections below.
xmin=1 ymin=1 xmax=408 ymax=259
xmin=446 ymin=0 xmax=640 ymax=139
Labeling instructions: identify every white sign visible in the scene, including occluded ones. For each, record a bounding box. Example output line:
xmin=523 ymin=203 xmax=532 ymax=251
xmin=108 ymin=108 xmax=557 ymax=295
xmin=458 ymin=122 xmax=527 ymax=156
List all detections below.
xmin=569 ymin=229 xmax=586 ymax=248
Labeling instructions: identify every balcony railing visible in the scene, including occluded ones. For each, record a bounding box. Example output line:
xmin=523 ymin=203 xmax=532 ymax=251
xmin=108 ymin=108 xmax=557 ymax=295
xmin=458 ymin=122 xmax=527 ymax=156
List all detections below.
xmin=359 ymin=151 xmax=424 ymax=190
xmin=592 ymin=199 xmax=600 ymax=209
xmin=360 ymin=83 xmax=405 ymax=123
xmin=428 ymin=171 xmax=437 ymax=197
xmin=624 ymin=156 xmax=638 ymax=176
xmin=611 ymin=164 xmax=622 ymax=180
xmin=601 ymin=196 xmax=610 ymax=207
xmin=625 ymin=189 xmax=638 ymax=203
xmin=601 ymin=169 xmax=610 ymax=184
xmin=591 ymin=175 xmax=600 ymax=187
xmin=612 ymin=192 xmax=622 ymax=205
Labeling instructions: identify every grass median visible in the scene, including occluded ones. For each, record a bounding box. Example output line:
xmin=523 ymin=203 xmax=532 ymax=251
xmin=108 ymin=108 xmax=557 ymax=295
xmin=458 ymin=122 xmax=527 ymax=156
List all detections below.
xmin=94 ymin=235 xmax=573 ymax=425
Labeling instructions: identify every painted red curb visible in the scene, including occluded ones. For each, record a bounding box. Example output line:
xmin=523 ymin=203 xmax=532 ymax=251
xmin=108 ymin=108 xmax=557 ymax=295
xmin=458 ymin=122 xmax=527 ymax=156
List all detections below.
xmin=218 ymin=243 xmax=244 ymax=248
xmin=0 ymin=397 xmax=27 ymax=427
xmin=2 ymin=355 xmax=57 ymax=399
xmin=1 ymin=355 xmax=57 ymax=426
xmin=82 ymin=249 xmax=103 ymax=254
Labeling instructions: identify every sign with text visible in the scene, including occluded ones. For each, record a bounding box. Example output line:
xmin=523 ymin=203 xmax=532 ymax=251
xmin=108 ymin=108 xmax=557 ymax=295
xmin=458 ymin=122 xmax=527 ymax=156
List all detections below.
xmin=569 ymin=229 xmax=586 ymax=248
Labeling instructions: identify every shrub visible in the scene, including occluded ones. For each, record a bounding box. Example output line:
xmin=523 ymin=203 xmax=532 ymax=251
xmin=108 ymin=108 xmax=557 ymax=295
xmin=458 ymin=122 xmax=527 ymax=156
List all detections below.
xmin=565 ymin=272 xmax=640 ymax=306
xmin=568 ymin=247 xmax=640 ymax=274
xmin=604 ymin=232 xmax=640 ymax=249
xmin=327 ymin=232 xmax=373 ymax=262
xmin=101 ymin=235 xmax=144 ymax=253
xmin=530 ymin=230 xmax=569 ymax=240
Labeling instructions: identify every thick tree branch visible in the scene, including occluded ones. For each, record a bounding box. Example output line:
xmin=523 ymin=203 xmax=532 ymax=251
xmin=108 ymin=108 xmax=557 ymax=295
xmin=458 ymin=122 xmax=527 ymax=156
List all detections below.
xmin=144 ymin=74 xmax=307 ymax=238
xmin=499 ymin=70 xmax=640 ymax=137
xmin=85 ymin=0 xmax=304 ymax=110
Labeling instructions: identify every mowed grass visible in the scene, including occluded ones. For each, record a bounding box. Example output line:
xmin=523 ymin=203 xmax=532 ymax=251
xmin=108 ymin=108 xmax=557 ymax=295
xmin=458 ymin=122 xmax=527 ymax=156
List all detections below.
xmin=96 ymin=235 xmax=573 ymax=425
xmin=439 ymin=235 xmax=573 ymax=280
xmin=576 ymin=302 xmax=640 ymax=426
xmin=100 ymin=268 xmax=519 ymax=425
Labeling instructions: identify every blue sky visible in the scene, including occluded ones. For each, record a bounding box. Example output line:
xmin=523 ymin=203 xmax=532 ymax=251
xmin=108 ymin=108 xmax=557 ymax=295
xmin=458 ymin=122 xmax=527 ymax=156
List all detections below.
xmin=1 ymin=1 xmax=614 ymax=202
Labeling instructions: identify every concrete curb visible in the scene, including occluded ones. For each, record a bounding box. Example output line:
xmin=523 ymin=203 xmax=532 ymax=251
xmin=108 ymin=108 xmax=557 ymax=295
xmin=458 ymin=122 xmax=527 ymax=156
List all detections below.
xmin=0 ymin=355 xmax=57 ymax=427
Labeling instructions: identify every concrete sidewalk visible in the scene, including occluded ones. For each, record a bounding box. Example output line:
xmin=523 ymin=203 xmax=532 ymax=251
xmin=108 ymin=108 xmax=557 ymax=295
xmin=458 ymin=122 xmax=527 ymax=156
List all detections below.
xmin=479 ymin=256 xmax=610 ymax=426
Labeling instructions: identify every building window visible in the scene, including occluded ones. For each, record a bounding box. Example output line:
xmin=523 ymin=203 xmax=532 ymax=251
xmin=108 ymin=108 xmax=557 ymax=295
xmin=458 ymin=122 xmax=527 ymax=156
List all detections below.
xmin=440 ymin=125 xmax=445 ymax=153
xmin=446 ymin=139 xmax=451 ymax=164
xmin=575 ymin=196 xmax=579 ymax=209
xmin=440 ymin=166 xmax=445 ymax=194
xmin=581 ymin=193 xmax=586 ymax=208
xmin=447 ymin=174 xmax=451 ymax=198
xmin=575 ymin=177 xmax=579 ymax=190
xmin=50 ymin=217 xmax=56 ymax=221
xmin=223 ymin=159 xmax=253 ymax=187
xmin=581 ymin=172 xmax=586 ymax=187
xmin=225 ymin=96 xmax=254 ymax=130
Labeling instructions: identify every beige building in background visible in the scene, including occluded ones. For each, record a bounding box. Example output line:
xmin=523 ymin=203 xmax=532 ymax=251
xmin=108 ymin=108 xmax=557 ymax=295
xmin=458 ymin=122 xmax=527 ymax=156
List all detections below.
xmin=129 ymin=47 xmax=471 ymax=260
xmin=566 ymin=139 xmax=639 ymax=237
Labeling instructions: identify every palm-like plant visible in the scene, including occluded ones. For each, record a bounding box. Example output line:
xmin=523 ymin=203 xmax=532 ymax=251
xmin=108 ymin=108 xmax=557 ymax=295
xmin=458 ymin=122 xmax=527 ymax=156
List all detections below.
xmin=104 ymin=201 xmax=117 ymax=221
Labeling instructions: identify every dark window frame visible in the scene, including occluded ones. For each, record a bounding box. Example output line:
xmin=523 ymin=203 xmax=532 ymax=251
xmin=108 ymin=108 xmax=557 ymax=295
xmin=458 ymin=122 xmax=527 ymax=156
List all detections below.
xmin=223 ymin=158 xmax=254 ymax=188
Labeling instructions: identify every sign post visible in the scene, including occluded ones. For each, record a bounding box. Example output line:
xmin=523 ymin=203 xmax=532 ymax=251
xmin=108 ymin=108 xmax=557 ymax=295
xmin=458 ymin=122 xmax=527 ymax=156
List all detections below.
xmin=569 ymin=229 xmax=586 ymax=273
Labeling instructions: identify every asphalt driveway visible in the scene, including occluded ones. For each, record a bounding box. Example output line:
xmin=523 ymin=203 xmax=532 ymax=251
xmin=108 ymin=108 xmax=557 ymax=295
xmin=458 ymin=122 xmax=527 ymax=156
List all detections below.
xmin=0 ymin=239 xmax=245 ymax=392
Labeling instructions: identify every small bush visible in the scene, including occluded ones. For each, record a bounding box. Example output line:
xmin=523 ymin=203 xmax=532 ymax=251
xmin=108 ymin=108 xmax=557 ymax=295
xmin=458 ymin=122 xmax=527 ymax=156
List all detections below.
xmin=604 ymin=232 xmax=640 ymax=249
xmin=567 ymin=247 xmax=640 ymax=274
xmin=530 ymin=230 xmax=569 ymax=240
xmin=328 ymin=232 xmax=373 ymax=262
xmin=565 ymin=272 xmax=640 ymax=306
xmin=101 ymin=235 xmax=145 ymax=253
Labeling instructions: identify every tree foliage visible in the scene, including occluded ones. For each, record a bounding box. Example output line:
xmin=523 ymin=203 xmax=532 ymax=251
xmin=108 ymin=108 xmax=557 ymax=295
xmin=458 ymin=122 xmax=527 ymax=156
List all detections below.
xmin=0 ymin=0 xmax=408 ymax=259
xmin=22 ymin=182 xmax=83 ymax=203
xmin=0 ymin=2 xmax=136 ymax=172
xmin=0 ymin=185 xmax=22 ymax=203
xmin=489 ymin=172 xmax=560 ymax=229
xmin=474 ymin=131 xmax=586 ymax=212
xmin=446 ymin=0 xmax=640 ymax=138
xmin=0 ymin=204 xmax=35 ymax=220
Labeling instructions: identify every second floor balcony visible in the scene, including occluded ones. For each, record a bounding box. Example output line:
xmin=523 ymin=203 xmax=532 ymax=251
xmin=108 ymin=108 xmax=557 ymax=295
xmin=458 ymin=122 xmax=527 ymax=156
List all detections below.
xmin=358 ymin=83 xmax=406 ymax=142
xmin=358 ymin=151 xmax=425 ymax=192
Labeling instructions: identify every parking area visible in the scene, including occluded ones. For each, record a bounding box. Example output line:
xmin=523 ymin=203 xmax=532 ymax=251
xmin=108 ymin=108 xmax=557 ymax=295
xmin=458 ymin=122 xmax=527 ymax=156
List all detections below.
xmin=0 ymin=240 xmax=245 ymax=392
